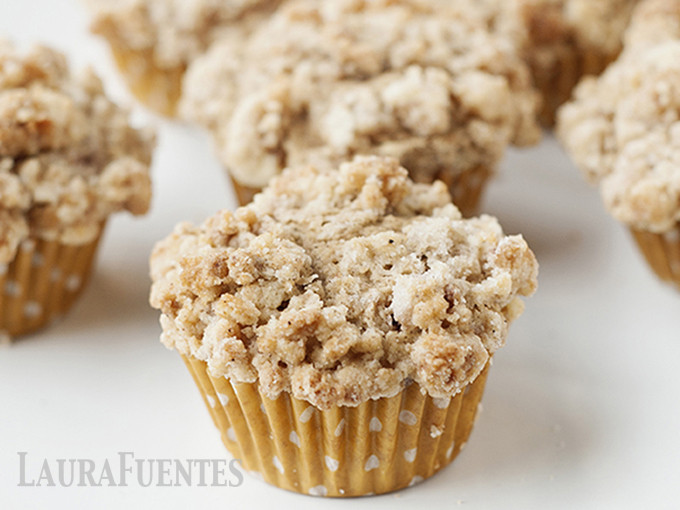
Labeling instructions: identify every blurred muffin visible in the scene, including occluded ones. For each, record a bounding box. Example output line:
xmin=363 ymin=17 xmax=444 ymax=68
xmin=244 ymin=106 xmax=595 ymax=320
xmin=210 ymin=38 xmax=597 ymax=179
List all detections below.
xmin=0 ymin=41 xmax=154 ymax=339
xmin=89 ymin=0 xmax=283 ymax=116
xmin=472 ymin=0 xmax=639 ymax=125
xmin=180 ymin=0 xmax=541 ymax=215
xmin=557 ymin=0 xmax=680 ymax=288
xmin=150 ymin=156 xmax=538 ymax=497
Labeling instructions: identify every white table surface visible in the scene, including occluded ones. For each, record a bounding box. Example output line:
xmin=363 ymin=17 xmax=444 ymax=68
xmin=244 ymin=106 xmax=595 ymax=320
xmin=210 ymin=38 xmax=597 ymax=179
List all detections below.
xmin=1 ymin=1 xmax=679 ymax=508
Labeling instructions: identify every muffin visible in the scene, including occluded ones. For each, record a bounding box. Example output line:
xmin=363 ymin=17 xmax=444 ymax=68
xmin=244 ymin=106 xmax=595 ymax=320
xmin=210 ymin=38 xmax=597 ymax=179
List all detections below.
xmin=149 ymin=156 xmax=538 ymax=497
xmin=179 ymin=0 xmax=541 ymax=215
xmin=470 ymin=0 xmax=639 ymax=125
xmin=89 ymin=0 xmax=283 ymax=116
xmin=0 ymin=41 xmax=154 ymax=339
xmin=557 ymin=0 xmax=680 ymax=288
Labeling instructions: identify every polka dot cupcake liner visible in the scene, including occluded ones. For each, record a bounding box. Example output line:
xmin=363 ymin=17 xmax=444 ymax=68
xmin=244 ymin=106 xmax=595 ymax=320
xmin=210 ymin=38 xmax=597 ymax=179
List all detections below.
xmin=631 ymin=226 xmax=680 ymax=289
xmin=182 ymin=355 xmax=490 ymax=497
xmin=229 ymin=164 xmax=491 ymax=218
xmin=0 ymin=226 xmax=105 ymax=340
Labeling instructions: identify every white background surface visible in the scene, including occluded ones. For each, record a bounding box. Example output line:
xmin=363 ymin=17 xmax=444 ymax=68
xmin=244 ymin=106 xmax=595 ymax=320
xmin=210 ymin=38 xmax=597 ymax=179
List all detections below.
xmin=1 ymin=1 xmax=679 ymax=508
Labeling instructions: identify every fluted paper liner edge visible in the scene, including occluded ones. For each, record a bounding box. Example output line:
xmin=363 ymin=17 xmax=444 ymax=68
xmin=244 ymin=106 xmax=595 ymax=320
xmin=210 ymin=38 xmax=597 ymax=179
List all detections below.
xmin=182 ymin=355 xmax=490 ymax=497
xmin=631 ymin=226 xmax=680 ymax=289
xmin=0 ymin=227 xmax=104 ymax=339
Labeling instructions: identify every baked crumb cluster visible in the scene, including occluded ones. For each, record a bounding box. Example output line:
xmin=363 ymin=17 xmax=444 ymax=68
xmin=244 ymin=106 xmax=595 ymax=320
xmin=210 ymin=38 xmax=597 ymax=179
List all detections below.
xmin=558 ymin=0 xmax=680 ymax=233
xmin=0 ymin=41 xmax=154 ymax=264
xmin=180 ymin=0 xmax=541 ymax=189
xmin=150 ymin=157 xmax=538 ymax=409
xmin=90 ymin=0 xmax=281 ymax=72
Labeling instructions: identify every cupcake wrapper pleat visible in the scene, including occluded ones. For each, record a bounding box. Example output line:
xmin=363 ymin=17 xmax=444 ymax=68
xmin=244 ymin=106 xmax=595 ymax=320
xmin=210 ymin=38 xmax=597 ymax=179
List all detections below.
xmin=533 ymin=49 xmax=614 ymax=126
xmin=182 ymin=355 xmax=490 ymax=497
xmin=0 ymin=228 xmax=104 ymax=339
xmin=110 ymin=48 xmax=183 ymax=117
xmin=631 ymin=226 xmax=680 ymax=288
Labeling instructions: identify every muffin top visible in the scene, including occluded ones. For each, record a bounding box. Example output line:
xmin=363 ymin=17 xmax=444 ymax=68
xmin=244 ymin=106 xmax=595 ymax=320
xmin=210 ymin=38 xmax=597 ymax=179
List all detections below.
xmin=557 ymin=3 xmax=680 ymax=233
xmin=180 ymin=0 xmax=540 ymax=189
xmin=90 ymin=0 xmax=283 ymax=71
xmin=0 ymin=41 xmax=154 ymax=264
xmin=150 ymin=157 xmax=538 ymax=409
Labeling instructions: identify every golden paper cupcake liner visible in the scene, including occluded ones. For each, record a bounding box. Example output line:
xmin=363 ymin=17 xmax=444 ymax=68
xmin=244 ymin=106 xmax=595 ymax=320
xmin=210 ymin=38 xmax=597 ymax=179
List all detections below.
xmin=110 ymin=48 xmax=183 ymax=117
xmin=229 ymin=175 xmax=262 ymax=207
xmin=229 ymin=165 xmax=490 ymax=218
xmin=182 ymin=355 xmax=490 ymax=497
xmin=631 ymin=226 xmax=680 ymax=288
xmin=0 ymin=228 xmax=104 ymax=339
xmin=533 ymin=49 xmax=614 ymax=126
xmin=434 ymin=165 xmax=491 ymax=218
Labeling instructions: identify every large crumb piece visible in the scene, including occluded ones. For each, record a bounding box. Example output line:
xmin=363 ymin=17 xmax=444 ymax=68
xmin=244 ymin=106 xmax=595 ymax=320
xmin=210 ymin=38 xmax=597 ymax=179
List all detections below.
xmin=180 ymin=0 xmax=540 ymax=189
xmin=0 ymin=41 xmax=155 ymax=264
xmin=557 ymin=0 xmax=680 ymax=233
xmin=150 ymin=156 xmax=538 ymax=409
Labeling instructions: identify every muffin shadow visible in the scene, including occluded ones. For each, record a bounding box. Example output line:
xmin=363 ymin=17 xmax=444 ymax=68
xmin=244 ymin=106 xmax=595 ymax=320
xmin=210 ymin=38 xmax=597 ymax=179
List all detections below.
xmin=425 ymin=357 xmax=599 ymax=487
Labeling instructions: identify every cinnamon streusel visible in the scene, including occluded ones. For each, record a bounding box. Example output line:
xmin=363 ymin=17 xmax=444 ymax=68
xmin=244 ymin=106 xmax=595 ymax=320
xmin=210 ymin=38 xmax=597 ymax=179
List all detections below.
xmin=180 ymin=0 xmax=541 ymax=213
xmin=150 ymin=156 xmax=538 ymax=496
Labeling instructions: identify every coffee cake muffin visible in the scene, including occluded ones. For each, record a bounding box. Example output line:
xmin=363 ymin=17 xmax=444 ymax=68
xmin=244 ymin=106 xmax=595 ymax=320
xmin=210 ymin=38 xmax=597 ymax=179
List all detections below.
xmin=150 ymin=156 xmax=538 ymax=496
xmin=557 ymin=0 xmax=680 ymax=288
xmin=472 ymin=0 xmax=639 ymax=125
xmin=180 ymin=0 xmax=541 ymax=214
xmin=89 ymin=0 xmax=283 ymax=116
xmin=0 ymin=41 xmax=154 ymax=338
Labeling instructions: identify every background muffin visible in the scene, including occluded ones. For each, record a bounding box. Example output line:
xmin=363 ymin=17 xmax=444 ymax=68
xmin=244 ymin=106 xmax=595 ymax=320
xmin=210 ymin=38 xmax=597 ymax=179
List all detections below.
xmin=0 ymin=41 xmax=154 ymax=338
xmin=150 ymin=156 xmax=538 ymax=497
xmin=89 ymin=0 xmax=284 ymax=116
xmin=557 ymin=0 xmax=680 ymax=288
xmin=180 ymin=0 xmax=541 ymax=214
xmin=470 ymin=0 xmax=640 ymax=125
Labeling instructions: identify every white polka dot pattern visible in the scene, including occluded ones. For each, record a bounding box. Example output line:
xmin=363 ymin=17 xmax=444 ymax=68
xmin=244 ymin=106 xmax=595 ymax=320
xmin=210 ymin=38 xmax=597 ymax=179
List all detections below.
xmin=399 ymin=410 xmax=418 ymax=426
xmin=309 ymin=485 xmax=328 ymax=496
xmin=369 ymin=417 xmax=382 ymax=432
xmin=183 ymin=356 xmax=492 ymax=497
xmin=364 ymin=455 xmax=380 ymax=472
xmin=324 ymin=456 xmax=339 ymax=472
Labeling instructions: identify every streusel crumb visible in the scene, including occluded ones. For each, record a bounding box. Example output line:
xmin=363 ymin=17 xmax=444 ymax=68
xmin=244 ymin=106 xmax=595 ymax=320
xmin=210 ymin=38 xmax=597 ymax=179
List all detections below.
xmin=180 ymin=0 xmax=540 ymax=189
xmin=558 ymin=1 xmax=680 ymax=232
xmin=0 ymin=41 xmax=154 ymax=264
xmin=624 ymin=0 xmax=680 ymax=50
xmin=150 ymin=157 xmax=538 ymax=409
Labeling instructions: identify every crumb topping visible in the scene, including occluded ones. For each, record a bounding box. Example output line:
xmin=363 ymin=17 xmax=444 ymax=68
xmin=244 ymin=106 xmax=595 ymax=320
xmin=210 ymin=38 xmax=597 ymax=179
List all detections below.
xmin=0 ymin=41 xmax=154 ymax=264
xmin=558 ymin=3 xmax=680 ymax=233
xmin=625 ymin=0 xmax=680 ymax=50
xmin=180 ymin=0 xmax=540 ymax=189
xmin=90 ymin=0 xmax=283 ymax=71
xmin=150 ymin=157 xmax=538 ymax=409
